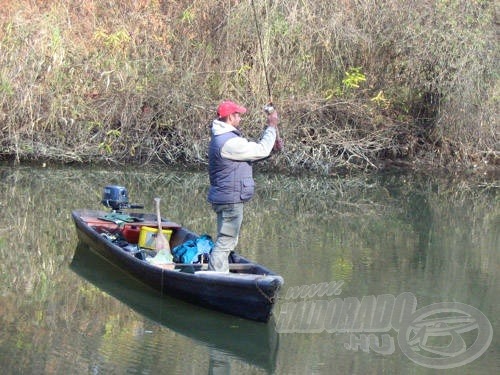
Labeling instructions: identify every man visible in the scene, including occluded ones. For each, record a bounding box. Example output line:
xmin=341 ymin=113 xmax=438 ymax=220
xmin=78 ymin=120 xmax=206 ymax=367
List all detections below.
xmin=207 ymin=100 xmax=282 ymax=272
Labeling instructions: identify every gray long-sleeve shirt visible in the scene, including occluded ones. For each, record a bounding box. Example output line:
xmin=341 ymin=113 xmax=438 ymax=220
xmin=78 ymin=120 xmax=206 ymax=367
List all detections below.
xmin=210 ymin=119 xmax=277 ymax=162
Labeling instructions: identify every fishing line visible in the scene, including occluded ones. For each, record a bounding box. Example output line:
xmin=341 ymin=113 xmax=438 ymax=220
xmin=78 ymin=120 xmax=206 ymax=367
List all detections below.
xmin=250 ymin=0 xmax=272 ymax=104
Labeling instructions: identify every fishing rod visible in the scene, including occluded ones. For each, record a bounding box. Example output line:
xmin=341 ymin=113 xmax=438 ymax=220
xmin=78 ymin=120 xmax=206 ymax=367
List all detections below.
xmin=251 ymin=0 xmax=283 ymax=151
xmin=250 ymin=0 xmax=273 ymax=111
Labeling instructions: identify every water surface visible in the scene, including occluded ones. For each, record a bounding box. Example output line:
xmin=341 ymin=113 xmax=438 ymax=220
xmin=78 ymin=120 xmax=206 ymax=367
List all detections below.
xmin=0 ymin=164 xmax=497 ymax=374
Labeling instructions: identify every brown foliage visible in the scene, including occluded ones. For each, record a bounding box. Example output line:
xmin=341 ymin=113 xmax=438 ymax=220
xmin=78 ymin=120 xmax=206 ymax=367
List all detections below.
xmin=0 ymin=0 xmax=497 ymax=173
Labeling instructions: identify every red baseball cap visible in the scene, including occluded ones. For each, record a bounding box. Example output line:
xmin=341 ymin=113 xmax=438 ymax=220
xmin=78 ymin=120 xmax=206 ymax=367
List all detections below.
xmin=217 ymin=100 xmax=247 ymax=118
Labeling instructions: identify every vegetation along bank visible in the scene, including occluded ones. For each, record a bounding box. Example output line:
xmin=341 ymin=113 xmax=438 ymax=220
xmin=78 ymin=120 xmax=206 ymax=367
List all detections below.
xmin=0 ymin=1 xmax=498 ymax=175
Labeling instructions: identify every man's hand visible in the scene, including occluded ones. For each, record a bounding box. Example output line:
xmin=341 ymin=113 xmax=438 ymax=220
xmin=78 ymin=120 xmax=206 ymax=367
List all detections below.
xmin=265 ymin=107 xmax=283 ymax=151
xmin=267 ymin=111 xmax=279 ymax=127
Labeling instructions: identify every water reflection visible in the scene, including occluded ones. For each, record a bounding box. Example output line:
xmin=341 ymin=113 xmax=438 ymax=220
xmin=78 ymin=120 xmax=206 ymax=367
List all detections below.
xmin=70 ymin=243 xmax=279 ymax=373
xmin=0 ymin=164 xmax=497 ymax=374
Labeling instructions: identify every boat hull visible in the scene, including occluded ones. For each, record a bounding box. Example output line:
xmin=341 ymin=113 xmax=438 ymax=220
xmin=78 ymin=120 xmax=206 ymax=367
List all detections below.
xmin=72 ymin=209 xmax=283 ymax=322
xmin=70 ymin=243 xmax=279 ymax=371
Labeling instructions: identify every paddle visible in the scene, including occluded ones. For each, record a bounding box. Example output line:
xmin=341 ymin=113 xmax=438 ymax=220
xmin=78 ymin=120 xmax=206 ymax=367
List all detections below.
xmin=150 ymin=197 xmax=174 ymax=266
xmin=154 ymin=197 xmax=170 ymax=251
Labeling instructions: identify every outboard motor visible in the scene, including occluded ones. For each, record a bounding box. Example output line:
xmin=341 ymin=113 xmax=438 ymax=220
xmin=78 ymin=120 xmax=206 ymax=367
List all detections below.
xmin=101 ymin=185 xmax=129 ymax=210
xmin=101 ymin=185 xmax=144 ymax=211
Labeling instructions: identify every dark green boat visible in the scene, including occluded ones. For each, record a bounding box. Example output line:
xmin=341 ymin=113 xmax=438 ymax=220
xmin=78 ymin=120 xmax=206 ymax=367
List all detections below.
xmin=71 ymin=186 xmax=284 ymax=322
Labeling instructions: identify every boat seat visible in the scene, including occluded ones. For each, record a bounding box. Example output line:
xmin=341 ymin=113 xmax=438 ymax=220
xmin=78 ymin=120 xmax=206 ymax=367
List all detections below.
xmin=194 ymin=271 xmax=275 ymax=281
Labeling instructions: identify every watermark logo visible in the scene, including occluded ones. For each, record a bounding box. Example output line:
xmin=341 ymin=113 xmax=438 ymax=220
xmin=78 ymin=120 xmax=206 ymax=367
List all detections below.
xmin=275 ymin=283 xmax=493 ymax=369
xmin=398 ymin=302 xmax=493 ymax=369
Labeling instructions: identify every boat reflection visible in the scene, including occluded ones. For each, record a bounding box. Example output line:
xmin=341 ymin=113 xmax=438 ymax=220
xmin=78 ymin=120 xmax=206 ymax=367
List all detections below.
xmin=70 ymin=244 xmax=279 ymax=373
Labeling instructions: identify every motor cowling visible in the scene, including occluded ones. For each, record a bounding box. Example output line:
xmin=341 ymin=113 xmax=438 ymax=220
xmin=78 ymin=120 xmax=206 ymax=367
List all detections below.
xmin=101 ymin=185 xmax=129 ymax=210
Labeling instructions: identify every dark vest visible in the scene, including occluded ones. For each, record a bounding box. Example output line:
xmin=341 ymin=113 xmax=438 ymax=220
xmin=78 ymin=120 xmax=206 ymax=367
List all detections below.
xmin=208 ymin=130 xmax=254 ymax=204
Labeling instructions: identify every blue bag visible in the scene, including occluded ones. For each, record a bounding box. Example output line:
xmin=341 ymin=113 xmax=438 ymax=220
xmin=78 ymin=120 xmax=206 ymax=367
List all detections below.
xmin=172 ymin=234 xmax=214 ymax=264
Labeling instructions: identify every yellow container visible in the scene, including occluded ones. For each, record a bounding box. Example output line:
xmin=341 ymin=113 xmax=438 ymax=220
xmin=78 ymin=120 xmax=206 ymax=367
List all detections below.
xmin=138 ymin=226 xmax=173 ymax=250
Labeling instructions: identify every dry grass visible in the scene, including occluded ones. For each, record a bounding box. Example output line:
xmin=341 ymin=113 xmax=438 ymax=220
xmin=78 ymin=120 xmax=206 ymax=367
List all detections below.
xmin=0 ymin=0 xmax=497 ymax=173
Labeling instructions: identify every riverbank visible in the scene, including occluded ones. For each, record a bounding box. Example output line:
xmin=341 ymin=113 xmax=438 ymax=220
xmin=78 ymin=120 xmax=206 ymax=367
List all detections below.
xmin=0 ymin=1 xmax=497 ymax=174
